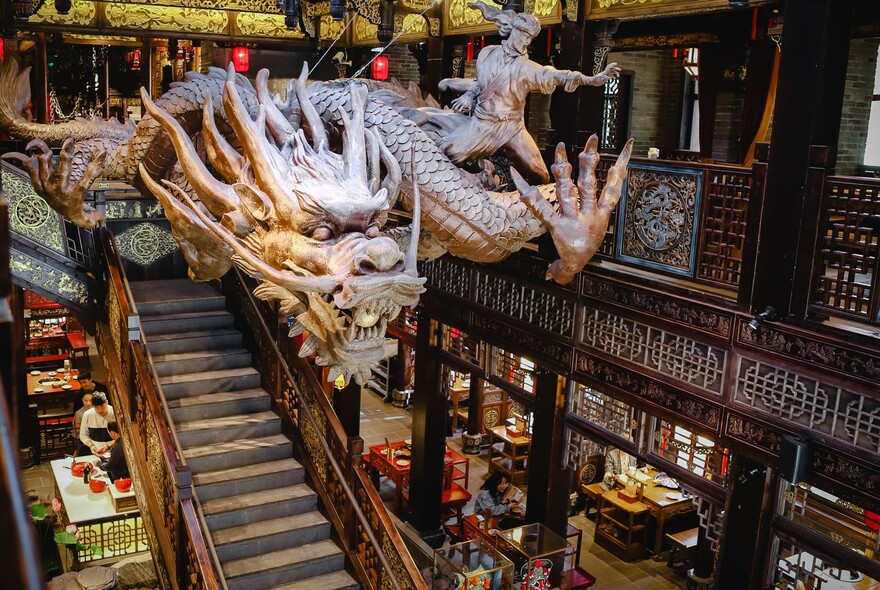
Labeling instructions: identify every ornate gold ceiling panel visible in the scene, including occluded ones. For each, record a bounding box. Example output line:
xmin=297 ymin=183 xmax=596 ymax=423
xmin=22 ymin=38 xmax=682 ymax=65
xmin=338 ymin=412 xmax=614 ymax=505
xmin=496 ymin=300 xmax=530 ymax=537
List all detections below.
xmin=105 ymin=4 xmax=228 ymax=33
xmin=108 ymin=0 xmax=278 ymax=12
xmin=585 ymin=0 xmax=728 ymax=20
xmin=236 ymin=12 xmax=306 ymax=38
xmin=444 ymin=0 xmax=560 ymax=35
xmin=351 ymin=12 xmax=428 ymax=46
xmin=320 ymin=14 xmax=347 ymax=41
xmin=31 ymin=0 xmax=96 ymax=26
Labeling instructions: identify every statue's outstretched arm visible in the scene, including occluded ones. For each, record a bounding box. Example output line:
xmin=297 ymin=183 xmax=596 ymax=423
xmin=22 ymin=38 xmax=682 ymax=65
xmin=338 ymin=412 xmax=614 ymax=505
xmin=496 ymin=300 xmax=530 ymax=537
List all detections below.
xmin=438 ymin=77 xmax=476 ymax=94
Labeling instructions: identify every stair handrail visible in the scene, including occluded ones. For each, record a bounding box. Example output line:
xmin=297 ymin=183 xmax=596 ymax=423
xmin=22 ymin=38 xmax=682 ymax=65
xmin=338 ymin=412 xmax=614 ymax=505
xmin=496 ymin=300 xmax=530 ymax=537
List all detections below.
xmin=96 ymin=227 xmax=223 ymax=590
xmin=230 ymin=267 xmax=426 ymax=590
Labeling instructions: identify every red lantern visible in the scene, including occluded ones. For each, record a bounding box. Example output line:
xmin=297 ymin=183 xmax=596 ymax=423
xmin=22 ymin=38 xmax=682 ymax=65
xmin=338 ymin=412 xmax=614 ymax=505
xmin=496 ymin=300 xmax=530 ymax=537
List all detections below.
xmin=126 ymin=49 xmax=141 ymax=71
xmin=371 ymin=55 xmax=389 ymax=81
xmin=232 ymin=46 xmax=249 ymax=73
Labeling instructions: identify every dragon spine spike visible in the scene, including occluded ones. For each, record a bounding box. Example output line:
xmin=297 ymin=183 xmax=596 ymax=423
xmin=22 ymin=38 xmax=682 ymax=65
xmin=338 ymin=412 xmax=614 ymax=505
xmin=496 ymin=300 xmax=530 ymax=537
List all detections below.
xmin=404 ymin=145 xmax=421 ymax=277
xmin=202 ymin=93 xmax=243 ymax=184
xmin=295 ymin=63 xmax=329 ymax=153
xmin=139 ymin=87 xmax=239 ymax=216
xmin=341 ymin=83 xmax=369 ymax=187
xmin=221 ymin=76 xmax=297 ymax=220
xmin=256 ymin=68 xmax=296 ymax=147
xmin=372 ymin=127 xmax=401 ymax=206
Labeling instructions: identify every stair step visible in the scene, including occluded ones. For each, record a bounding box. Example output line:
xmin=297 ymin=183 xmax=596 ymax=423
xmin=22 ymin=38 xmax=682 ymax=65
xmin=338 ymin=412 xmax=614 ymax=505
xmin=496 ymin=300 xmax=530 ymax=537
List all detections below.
xmin=223 ymin=541 xmax=344 ymax=590
xmin=268 ymin=571 xmax=360 ymax=590
xmin=184 ymin=434 xmax=292 ymax=473
xmin=177 ymin=411 xmax=281 ymax=448
xmin=131 ymin=279 xmax=226 ymax=316
xmin=214 ymin=512 xmax=331 ymax=562
xmin=159 ymin=367 xmax=262 ymax=400
xmin=152 ymin=349 xmax=252 ymax=377
xmin=168 ymin=389 xmax=271 ymax=422
xmin=146 ymin=329 xmax=242 ymax=355
xmin=193 ymin=458 xmax=304 ymax=501
xmin=141 ymin=310 xmax=235 ymax=336
xmin=203 ymin=484 xmax=317 ymax=531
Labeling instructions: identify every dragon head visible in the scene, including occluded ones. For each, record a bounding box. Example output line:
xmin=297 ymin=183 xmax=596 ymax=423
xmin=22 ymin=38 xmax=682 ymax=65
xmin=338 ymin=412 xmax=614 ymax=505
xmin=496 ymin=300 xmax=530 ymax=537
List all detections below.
xmin=139 ymin=64 xmax=424 ymax=385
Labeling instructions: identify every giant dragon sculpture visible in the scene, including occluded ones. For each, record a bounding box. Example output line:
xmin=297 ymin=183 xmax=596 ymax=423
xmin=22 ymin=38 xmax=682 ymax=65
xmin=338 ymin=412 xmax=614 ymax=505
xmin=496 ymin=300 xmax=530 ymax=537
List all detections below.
xmin=0 ymin=4 xmax=632 ymax=385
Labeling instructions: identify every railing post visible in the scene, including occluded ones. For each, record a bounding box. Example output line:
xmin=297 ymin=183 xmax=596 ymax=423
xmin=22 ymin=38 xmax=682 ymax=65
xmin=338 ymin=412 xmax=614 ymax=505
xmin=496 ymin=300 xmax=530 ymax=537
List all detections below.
xmin=790 ymin=145 xmax=833 ymax=320
xmin=345 ymin=435 xmax=364 ymax=554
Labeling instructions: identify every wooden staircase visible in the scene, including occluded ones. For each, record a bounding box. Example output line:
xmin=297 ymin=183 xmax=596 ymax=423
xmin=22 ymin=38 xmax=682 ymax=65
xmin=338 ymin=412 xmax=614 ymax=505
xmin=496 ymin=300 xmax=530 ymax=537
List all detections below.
xmin=131 ymin=279 xmax=359 ymax=590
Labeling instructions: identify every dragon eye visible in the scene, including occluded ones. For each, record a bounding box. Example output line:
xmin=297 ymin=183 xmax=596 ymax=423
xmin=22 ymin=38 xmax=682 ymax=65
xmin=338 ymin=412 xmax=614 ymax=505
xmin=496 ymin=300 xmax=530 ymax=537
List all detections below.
xmin=312 ymin=226 xmax=334 ymax=241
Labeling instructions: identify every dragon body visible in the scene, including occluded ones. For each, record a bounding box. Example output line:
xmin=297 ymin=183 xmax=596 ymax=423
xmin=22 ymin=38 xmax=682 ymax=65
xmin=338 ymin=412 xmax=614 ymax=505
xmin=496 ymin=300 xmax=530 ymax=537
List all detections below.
xmin=0 ymin=56 xmax=630 ymax=384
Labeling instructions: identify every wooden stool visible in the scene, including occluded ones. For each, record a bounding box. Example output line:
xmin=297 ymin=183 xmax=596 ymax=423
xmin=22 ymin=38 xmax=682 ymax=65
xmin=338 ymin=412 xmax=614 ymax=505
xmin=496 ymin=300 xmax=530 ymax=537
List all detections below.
xmin=582 ymin=482 xmax=604 ymax=519
xmin=666 ymin=527 xmax=699 ymax=569
xmin=564 ymin=565 xmax=596 ymax=589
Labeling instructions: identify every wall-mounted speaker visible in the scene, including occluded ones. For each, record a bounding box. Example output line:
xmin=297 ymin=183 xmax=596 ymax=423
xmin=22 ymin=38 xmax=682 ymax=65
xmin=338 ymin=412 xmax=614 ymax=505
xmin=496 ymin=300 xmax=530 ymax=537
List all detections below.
xmin=779 ymin=435 xmax=812 ymax=484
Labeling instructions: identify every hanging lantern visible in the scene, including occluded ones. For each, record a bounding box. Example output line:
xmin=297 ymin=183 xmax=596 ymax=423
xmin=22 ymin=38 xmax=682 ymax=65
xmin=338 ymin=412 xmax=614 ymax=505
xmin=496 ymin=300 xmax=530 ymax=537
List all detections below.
xmin=232 ymin=46 xmax=249 ymax=73
xmin=372 ymin=55 xmax=389 ymax=81
xmin=127 ymin=49 xmax=141 ymax=71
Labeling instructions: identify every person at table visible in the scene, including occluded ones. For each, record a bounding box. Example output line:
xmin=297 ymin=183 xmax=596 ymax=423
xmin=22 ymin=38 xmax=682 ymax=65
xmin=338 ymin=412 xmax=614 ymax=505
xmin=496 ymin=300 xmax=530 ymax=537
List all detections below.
xmin=97 ymin=421 xmax=129 ymax=481
xmin=79 ymin=392 xmax=115 ymax=457
xmin=474 ymin=471 xmax=525 ymax=528
xmin=601 ymin=446 xmax=633 ymax=491
xmin=72 ymin=390 xmax=93 ymax=456
xmin=73 ymin=372 xmax=108 ymax=413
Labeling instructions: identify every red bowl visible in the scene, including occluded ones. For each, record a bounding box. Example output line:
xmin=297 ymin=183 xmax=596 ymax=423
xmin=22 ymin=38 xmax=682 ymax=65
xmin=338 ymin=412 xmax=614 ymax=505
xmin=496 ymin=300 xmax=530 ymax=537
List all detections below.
xmin=89 ymin=479 xmax=106 ymax=493
xmin=114 ymin=478 xmax=132 ymax=492
xmin=71 ymin=462 xmax=86 ymax=477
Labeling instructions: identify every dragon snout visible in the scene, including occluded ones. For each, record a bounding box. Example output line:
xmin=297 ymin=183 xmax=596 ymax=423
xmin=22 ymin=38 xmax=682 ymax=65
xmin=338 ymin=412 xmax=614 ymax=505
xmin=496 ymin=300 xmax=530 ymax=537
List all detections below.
xmin=354 ymin=237 xmax=404 ymax=275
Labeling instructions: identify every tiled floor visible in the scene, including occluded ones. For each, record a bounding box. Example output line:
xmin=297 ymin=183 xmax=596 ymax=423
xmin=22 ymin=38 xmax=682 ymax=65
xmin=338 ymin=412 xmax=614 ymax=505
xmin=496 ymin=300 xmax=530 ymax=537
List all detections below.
xmin=358 ymin=387 xmax=686 ymax=589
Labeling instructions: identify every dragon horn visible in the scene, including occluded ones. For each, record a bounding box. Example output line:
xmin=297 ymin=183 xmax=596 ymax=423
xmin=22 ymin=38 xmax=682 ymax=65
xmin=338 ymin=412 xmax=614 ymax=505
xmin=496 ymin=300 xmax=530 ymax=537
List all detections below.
xmin=365 ymin=124 xmax=380 ymax=195
xmin=139 ymin=87 xmax=240 ymax=218
xmin=373 ymin=128 xmax=401 ymax=207
xmin=295 ymin=62 xmax=328 ymax=153
xmin=404 ymin=146 xmax=421 ymax=278
xmin=202 ymin=93 xmax=243 ymax=184
xmin=222 ymin=65 xmax=298 ymax=220
xmin=341 ymin=82 xmax=369 ymax=187
xmin=256 ymin=68 xmax=296 ymax=148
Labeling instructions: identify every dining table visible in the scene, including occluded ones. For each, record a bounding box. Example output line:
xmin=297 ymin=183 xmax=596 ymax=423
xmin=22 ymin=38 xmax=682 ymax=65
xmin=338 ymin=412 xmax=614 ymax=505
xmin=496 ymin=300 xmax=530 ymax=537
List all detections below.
xmin=637 ymin=471 xmax=698 ymax=558
xmin=27 ymin=368 xmax=81 ymax=412
xmin=368 ymin=440 xmax=470 ymax=515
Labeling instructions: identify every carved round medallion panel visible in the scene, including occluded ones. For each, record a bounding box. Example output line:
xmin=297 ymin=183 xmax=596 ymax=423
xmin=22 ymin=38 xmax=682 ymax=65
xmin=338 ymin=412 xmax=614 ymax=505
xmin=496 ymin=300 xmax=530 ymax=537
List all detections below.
xmin=633 ymin=181 xmax=686 ymax=251
xmin=13 ymin=194 xmax=52 ymax=229
xmin=484 ymin=408 xmax=500 ymax=428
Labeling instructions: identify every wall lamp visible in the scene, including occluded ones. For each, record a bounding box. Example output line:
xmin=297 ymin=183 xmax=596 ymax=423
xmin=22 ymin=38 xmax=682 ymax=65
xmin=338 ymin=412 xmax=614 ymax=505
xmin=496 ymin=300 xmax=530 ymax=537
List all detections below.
xmin=747 ymin=306 xmax=778 ymax=331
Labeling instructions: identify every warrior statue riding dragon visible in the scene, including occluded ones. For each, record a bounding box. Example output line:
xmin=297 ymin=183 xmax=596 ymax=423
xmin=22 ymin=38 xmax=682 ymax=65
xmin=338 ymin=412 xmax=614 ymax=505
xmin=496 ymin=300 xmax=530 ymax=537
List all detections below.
xmin=0 ymin=2 xmax=632 ymax=385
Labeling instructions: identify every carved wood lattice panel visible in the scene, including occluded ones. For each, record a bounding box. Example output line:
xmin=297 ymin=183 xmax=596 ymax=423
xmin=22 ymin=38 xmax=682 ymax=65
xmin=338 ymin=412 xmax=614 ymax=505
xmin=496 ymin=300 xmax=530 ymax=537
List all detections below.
xmin=581 ymin=309 xmax=726 ymax=395
xmin=696 ymin=169 xmax=750 ymax=288
xmin=441 ymin=325 xmax=482 ymax=367
xmin=734 ymin=357 xmax=880 ymax=454
xmin=569 ymin=381 xmax=639 ymax=440
xmin=491 ymin=347 xmax=536 ymax=394
xmin=420 ymin=257 xmax=471 ymax=299
xmin=562 ymin=427 xmax=603 ymax=472
xmin=474 ymin=271 xmax=574 ymax=337
xmin=811 ymin=177 xmax=880 ymax=322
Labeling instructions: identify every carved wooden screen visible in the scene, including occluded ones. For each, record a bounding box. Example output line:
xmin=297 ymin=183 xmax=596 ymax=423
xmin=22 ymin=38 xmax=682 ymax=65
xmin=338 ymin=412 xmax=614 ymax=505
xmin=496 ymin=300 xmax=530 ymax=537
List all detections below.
xmin=696 ymin=168 xmax=750 ymax=287
xmin=601 ymin=73 xmax=632 ymax=153
xmin=810 ymin=176 xmax=880 ymax=323
xmin=569 ymin=381 xmax=639 ymax=442
xmin=771 ymin=534 xmax=878 ymax=590
xmin=441 ymin=325 xmax=483 ymax=367
xmin=652 ymin=418 xmax=729 ymax=484
xmin=780 ymin=482 xmax=880 ymax=563
xmin=490 ymin=347 xmax=537 ymax=396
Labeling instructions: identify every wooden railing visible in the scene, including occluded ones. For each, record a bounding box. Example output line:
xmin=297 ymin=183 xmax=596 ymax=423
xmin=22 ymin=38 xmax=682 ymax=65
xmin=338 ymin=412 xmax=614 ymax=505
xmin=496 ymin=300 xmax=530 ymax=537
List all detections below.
xmin=224 ymin=268 xmax=429 ymax=590
xmin=95 ymin=227 xmax=222 ymax=590
xmin=594 ymin=155 xmax=757 ymax=295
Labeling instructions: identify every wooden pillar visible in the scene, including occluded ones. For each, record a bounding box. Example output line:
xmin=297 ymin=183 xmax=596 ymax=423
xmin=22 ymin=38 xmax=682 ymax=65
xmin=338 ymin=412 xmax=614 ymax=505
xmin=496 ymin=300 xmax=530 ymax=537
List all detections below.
xmin=140 ymin=38 xmax=152 ymax=98
xmin=34 ymin=36 xmax=48 ymax=123
xmin=332 ymin=379 xmax=361 ymax=438
xmin=465 ymin=376 xmax=483 ymax=435
xmin=715 ymin=458 xmax=775 ymax=589
xmin=747 ymin=0 xmax=854 ymax=317
xmin=406 ymin=313 xmax=446 ymax=547
xmin=424 ymin=4 xmax=445 ymax=96
xmin=102 ymin=50 xmax=110 ymax=119
xmin=525 ymin=368 xmax=569 ymax=536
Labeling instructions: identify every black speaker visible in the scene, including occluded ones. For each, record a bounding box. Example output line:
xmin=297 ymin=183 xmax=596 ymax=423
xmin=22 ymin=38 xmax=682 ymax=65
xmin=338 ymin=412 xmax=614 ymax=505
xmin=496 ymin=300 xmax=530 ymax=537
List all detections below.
xmin=779 ymin=436 xmax=812 ymax=484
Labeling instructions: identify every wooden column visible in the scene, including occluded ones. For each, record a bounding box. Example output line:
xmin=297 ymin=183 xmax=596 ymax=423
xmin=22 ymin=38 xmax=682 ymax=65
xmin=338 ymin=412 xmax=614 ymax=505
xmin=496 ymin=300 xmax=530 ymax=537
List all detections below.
xmin=406 ymin=313 xmax=446 ymax=547
xmin=747 ymin=0 xmax=855 ymax=316
xmin=332 ymin=379 xmax=361 ymax=439
xmin=715 ymin=458 xmax=775 ymax=590
xmin=34 ymin=36 xmax=48 ymax=123
xmin=140 ymin=38 xmax=152 ymax=98
xmin=525 ymin=368 xmax=569 ymax=536
xmin=465 ymin=376 xmax=483 ymax=436
xmin=424 ymin=4 xmax=445 ymax=97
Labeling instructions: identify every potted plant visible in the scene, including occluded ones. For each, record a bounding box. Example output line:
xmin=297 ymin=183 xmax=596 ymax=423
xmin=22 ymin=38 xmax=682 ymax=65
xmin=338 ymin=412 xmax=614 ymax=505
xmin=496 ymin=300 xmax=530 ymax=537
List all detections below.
xmin=53 ymin=524 xmax=103 ymax=570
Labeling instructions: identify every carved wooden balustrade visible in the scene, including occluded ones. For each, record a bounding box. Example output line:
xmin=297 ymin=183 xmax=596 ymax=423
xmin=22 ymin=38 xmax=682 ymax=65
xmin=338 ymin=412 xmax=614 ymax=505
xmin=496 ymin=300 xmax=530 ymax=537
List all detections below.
xmin=594 ymin=155 xmax=758 ymax=295
xmin=95 ymin=227 xmax=222 ymax=590
xmin=223 ymin=269 xmax=428 ymax=590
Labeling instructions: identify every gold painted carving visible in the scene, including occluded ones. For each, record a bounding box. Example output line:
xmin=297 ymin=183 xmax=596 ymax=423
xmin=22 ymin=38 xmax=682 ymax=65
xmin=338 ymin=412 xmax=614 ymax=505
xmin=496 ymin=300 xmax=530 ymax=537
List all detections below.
xmin=104 ymin=0 xmax=279 ymax=13
xmin=586 ymin=0 xmax=728 ymax=20
xmin=31 ymin=0 xmax=95 ymax=26
xmin=320 ymin=14 xmax=346 ymax=40
xmin=446 ymin=0 xmax=560 ymax=34
xmin=105 ymin=5 xmax=228 ymax=34
xmin=353 ymin=13 xmax=427 ymax=44
xmin=237 ymin=12 xmax=306 ymax=38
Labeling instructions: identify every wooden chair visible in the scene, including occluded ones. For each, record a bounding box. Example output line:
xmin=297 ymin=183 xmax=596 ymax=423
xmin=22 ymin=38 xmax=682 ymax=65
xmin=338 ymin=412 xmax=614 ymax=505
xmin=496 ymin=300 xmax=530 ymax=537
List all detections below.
xmin=67 ymin=332 xmax=90 ymax=365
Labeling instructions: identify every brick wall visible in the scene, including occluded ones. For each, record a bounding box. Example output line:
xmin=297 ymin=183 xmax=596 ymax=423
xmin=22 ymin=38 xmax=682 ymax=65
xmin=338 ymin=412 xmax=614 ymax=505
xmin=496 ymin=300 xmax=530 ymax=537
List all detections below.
xmin=610 ymin=49 xmax=684 ymax=158
xmin=386 ymin=44 xmax=422 ymax=87
xmin=713 ymin=91 xmax=744 ymax=163
xmin=838 ymin=38 xmax=879 ymax=175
